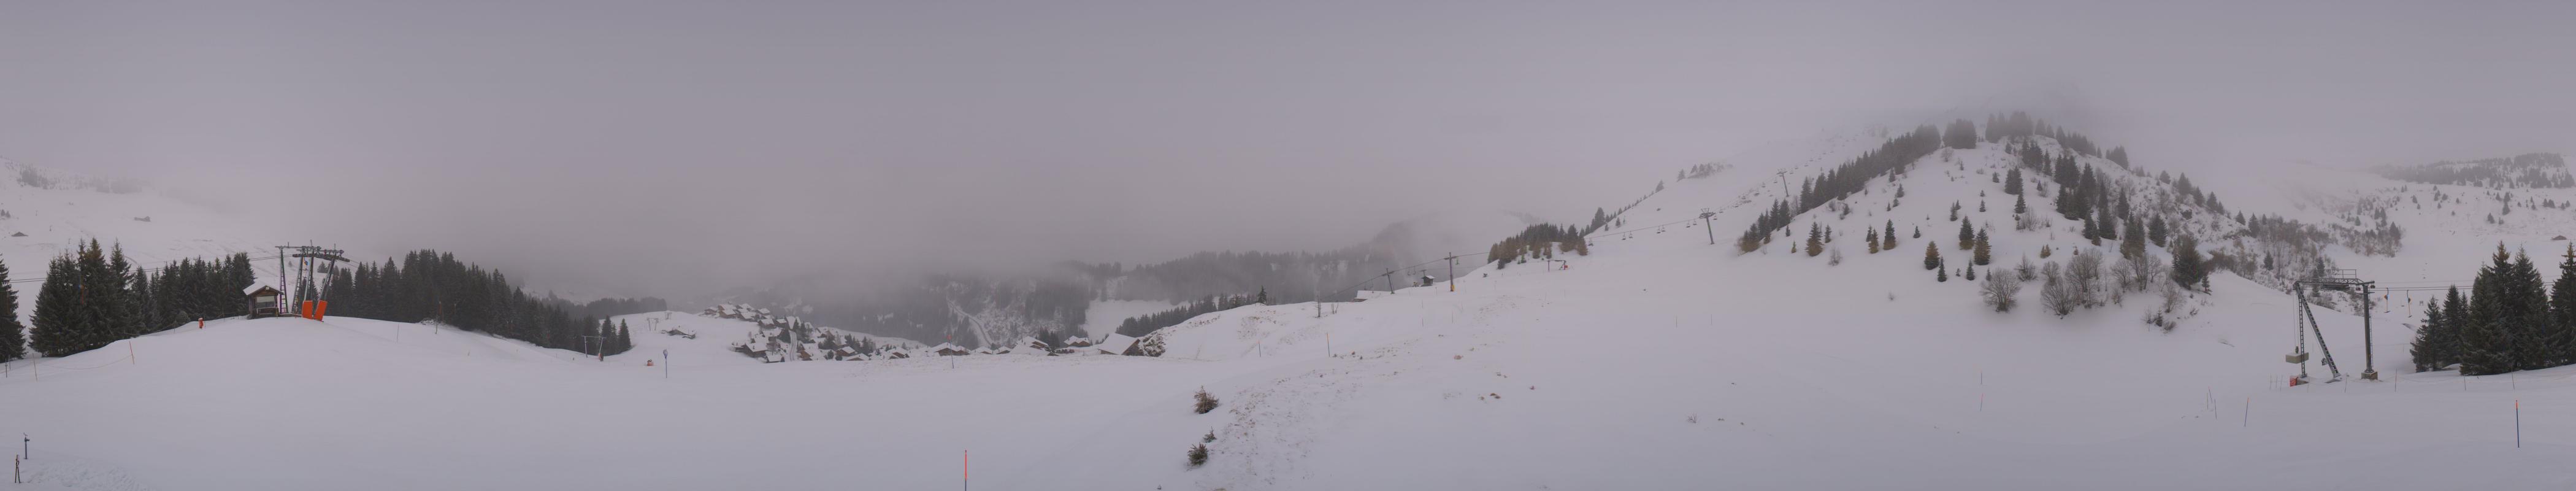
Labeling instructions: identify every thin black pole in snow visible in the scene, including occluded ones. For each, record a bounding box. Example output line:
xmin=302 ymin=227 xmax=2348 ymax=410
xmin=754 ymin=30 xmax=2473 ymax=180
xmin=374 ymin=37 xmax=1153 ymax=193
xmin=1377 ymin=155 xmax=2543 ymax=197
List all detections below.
xmin=2515 ymin=400 xmax=2522 ymax=448
xmin=2242 ymin=397 xmax=2250 ymax=428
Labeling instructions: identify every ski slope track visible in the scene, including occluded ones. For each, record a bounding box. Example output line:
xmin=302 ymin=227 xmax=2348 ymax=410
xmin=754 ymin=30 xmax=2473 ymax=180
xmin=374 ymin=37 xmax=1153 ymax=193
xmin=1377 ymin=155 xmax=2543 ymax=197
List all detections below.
xmin=5 ymin=134 xmax=2575 ymax=489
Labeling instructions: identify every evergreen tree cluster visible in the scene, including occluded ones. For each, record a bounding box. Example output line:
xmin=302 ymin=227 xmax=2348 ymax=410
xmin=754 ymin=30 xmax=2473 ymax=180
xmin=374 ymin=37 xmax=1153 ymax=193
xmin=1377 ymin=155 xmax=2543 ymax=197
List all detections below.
xmin=1677 ymin=162 xmax=1728 ymax=180
xmin=2413 ymin=244 xmax=2576 ymax=376
xmin=1488 ymin=223 xmax=1589 ymax=269
xmin=587 ymin=318 xmax=636 ymax=357
xmin=17 ymin=241 xmax=255 ymax=357
xmin=1115 ymin=293 xmax=1259 ymax=338
xmin=1942 ymin=119 xmax=1978 ymax=149
xmin=132 ymin=253 xmax=259 ymax=333
xmin=323 ymin=250 xmax=639 ymax=356
xmin=1738 ymin=125 xmax=1944 ymax=251
xmin=28 ymin=241 xmax=251 ymax=357
xmin=1981 ymin=111 xmax=2099 ymax=157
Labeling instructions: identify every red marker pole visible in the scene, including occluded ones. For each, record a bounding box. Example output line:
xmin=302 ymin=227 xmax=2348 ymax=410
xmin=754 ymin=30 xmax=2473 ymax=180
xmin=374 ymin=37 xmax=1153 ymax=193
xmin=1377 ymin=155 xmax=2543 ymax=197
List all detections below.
xmin=964 ymin=450 xmax=970 ymax=491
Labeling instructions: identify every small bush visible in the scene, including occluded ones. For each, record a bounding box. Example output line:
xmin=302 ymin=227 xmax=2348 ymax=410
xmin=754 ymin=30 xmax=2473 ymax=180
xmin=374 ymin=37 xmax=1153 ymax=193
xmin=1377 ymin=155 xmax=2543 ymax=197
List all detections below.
xmin=1202 ymin=430 xmax=1217 ymax=443
xmin=1194 ymin=388 xmax=1220 ymax=414
xmin=1187 ymin=444 xmax=1210 ymax=468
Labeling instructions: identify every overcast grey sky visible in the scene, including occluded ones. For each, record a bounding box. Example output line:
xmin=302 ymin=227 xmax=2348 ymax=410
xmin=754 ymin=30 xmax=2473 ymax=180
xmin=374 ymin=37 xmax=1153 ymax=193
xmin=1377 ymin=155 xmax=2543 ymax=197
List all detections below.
xmin=3 ymin=1 xmax=2571 ymax=297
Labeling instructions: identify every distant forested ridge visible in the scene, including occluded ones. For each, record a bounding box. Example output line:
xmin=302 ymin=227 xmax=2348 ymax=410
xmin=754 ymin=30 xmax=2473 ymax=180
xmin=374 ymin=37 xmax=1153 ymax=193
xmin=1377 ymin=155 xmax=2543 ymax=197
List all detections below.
xmin=2373 ymin=153 xmax=2571 ymax=188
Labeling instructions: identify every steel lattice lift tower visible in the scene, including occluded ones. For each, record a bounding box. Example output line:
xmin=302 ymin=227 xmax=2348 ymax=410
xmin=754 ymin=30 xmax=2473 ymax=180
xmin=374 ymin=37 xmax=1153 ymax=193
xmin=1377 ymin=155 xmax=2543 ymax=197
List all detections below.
xmin=274 ymin=244 xmax=350 ymax=317
xmin=2290 ymin=267 xmax=2377 ymax=384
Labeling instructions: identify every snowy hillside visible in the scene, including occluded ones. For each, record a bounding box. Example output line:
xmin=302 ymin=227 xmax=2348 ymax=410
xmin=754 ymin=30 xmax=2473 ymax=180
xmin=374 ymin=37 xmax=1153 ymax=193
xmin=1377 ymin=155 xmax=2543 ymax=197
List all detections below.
xmin=6 ymin=126 xmax=2575 ymax=490
xmin=0 ymin=161 xmax=285 ymax=320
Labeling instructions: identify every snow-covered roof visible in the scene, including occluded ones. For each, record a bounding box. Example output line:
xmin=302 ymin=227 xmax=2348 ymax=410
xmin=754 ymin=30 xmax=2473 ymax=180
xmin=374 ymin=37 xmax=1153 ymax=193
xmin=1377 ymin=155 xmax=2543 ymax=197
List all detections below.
xmin=930 ymin=342 xmax=965 ymax=352
xmin=243 ymin=284 xmax=275 ymax=295
xmin=1094 ymin=334 xmax=1138 ymax=354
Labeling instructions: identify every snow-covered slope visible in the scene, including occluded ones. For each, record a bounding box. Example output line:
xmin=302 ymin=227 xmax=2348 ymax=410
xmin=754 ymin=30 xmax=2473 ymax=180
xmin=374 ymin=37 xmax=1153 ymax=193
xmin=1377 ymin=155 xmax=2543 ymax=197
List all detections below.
xmin=6 ymin=130 xmax=2574 ymax=490
xmin=0 ymin=161 xmax=284 ymax=320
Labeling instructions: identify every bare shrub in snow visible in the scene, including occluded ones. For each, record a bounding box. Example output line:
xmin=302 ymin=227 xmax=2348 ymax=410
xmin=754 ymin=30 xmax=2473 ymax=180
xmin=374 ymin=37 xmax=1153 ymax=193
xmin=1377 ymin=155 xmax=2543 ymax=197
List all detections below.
xmin=1194 ymin=388 xmax=1221 ymax=414
xmin=2068 ymin=252 xmax=2105 ymax=307
xmin=2146 ymin=281 xmax=2191 ymax=331
xmin=1980 ymin=270 xmax=2021 ymax=312
xmin=1187 ymin=443 xmax=1210 ymax=468
xmin=2016 ymin=256 xmax=2037 ymax=281
xmin=2117 ymin=253 xmax=2166 ymax=292
xmin=1828 ymin=248 xmax=1844 ymax=266
xmin=2039 ymin=262 xmax=2082 ymax=317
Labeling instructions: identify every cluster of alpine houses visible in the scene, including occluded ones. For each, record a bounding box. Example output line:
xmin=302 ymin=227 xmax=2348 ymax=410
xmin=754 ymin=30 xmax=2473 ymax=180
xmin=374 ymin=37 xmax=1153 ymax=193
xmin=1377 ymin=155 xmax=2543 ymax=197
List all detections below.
xmin=700 ymin=303 xmax=1149 ymax=362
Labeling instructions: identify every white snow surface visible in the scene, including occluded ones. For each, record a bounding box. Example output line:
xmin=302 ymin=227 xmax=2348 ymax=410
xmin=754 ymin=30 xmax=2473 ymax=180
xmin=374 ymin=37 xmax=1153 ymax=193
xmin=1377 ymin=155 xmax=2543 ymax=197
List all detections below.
xmin=0 ymin=162 xmax=288 ymax=322
xmin=4 ymin=136 xmax=2575 ymax=489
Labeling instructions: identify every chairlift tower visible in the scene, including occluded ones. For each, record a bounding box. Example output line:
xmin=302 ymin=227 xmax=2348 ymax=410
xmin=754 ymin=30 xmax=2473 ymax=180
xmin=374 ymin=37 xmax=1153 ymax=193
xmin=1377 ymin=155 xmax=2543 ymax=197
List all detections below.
xmin=273 ymin=244 xmax=350 ymax=316
xmin=1700 ymin=209 xmax=1716 ymax=245
xmin=2293 ymin=268 xmax=2377 ymax=382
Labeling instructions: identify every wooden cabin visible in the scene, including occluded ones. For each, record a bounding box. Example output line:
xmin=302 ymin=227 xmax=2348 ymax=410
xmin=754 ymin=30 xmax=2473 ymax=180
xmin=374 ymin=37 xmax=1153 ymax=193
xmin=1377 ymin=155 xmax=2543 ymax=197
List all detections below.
xmin=245 ymin=285 xmax=284 ymax=319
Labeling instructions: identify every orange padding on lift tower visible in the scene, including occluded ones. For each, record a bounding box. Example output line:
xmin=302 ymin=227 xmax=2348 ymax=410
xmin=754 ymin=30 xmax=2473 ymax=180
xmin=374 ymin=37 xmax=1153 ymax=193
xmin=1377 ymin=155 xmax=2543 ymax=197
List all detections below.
xmin=315 ymin=300 xmax=329 ymax=319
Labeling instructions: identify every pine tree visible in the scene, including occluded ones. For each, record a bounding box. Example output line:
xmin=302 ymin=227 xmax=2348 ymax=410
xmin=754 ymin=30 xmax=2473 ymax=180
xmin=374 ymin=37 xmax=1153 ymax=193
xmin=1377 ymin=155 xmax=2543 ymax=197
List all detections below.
xmin=1957 ymin=220 xmax=1974 ymax=250
xmin=2444 ymin=287 xmax=2469 ymax=369
xmin=1938 ymin=265 xmax=1950 ymax=282
xmin=1881 ymin=220 xmax=1897 ymax=250
xmin=2094 ymin=206 xmax=2117 ymax=241
xmin=2004 ymin=168 xmax=2023 ymax=195
xmin=2168 ymin=235 xmax=2204 ymax=288
xmin=1964 ymin=262 xmax=1977 ymax=280
xmin=2547 ymin=244 xmax=2576 ymax=368
xmin=1972 ymin=228 xmax=1993 ymax=266
xmin=2147 ymin=217 xmax=2169 ymax=247
xmin=1923 ymin=242 xmax=1942 ymax=271
xmin=2413 ymin=295 xmax=2451 ymax=372
xmin=0 ymin=257 xmax=22 ymax=362
xmin=1866 ymin=228 xmax=1880 ymax=253
xmin=29 ymin=254 xmax=77 ymax=356
xmin=2460 ymin=245 xmax=2517 ymax=374
xmin=2503 ymin=250 xmax=2553 ymax=370
xmin=2012 ymin=193 xmax=2027 ymax=215
xmin=2120 ymin=219 xmax=2147 ymax=260
xmin=1806 ymin=223 xmax=1824 ymax=257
